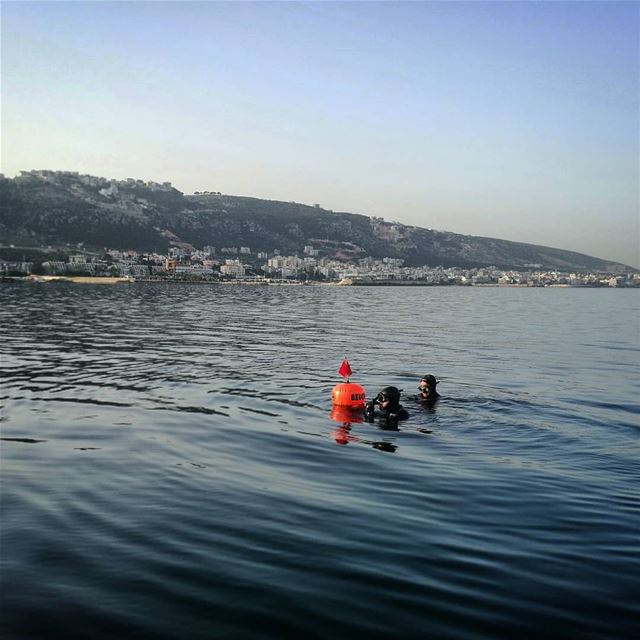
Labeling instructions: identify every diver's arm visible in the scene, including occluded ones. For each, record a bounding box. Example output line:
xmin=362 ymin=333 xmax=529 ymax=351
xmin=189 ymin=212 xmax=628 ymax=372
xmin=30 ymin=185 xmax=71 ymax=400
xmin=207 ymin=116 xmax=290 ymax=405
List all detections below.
xmin=364 ymin=400 xmax=376 ymax=422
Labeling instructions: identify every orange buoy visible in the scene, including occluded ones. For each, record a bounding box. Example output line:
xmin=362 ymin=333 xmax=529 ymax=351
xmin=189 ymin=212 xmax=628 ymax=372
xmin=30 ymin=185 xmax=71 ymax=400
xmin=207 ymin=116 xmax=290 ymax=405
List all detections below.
xmin=331 ymin=382 xmax=366 ymax=408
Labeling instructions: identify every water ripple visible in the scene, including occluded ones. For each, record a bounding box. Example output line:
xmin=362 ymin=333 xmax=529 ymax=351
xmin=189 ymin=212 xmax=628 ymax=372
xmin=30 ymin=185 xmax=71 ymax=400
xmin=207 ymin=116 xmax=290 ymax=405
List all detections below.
xmin=1 ymin=283 xmax=639 ymax=639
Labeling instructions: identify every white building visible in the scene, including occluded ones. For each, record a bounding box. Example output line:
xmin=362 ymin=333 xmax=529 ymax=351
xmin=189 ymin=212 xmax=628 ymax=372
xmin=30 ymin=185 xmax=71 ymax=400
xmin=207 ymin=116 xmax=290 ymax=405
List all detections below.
xmin=267 ymin=256 xmax=286 ymax=269
xmin=220 ymin=260 xmax=245 ymax=278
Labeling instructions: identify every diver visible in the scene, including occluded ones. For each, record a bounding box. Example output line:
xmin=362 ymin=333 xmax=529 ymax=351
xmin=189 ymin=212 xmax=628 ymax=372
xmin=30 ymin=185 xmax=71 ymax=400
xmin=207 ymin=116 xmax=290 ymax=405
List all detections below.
xmin=364 ymin=386 xmax=409 ymax=429
xmin=417 ymin=374 xmax=440 ymax=406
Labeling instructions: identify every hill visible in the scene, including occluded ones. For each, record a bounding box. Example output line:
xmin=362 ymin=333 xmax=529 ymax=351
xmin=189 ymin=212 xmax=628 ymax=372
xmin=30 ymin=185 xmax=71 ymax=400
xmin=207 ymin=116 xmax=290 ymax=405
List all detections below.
xmin=0 ymin=170 xmax=630 ymax=271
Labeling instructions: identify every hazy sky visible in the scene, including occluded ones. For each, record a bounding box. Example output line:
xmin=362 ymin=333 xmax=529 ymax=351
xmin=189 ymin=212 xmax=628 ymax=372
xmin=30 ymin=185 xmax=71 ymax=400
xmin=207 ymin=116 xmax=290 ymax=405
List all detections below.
xmin=2 ymin=1 xmax=639 ymax=266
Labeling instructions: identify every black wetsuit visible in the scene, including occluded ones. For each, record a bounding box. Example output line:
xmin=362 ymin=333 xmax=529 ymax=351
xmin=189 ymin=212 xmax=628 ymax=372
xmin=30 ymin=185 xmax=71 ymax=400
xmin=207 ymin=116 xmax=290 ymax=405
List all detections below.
xmin=416 ymin=389 xmax=440 ymax=407
xmin=364 ymin=402 xmax=409 ymax=428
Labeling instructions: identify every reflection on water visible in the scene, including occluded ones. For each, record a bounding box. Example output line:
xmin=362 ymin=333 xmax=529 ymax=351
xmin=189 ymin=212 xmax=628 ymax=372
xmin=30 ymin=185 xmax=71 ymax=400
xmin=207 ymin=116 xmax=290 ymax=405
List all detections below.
xmin=1 ymin=283 xmax=639 ymax=640
xmin=329 ymin=407 xmax=397 ymax=452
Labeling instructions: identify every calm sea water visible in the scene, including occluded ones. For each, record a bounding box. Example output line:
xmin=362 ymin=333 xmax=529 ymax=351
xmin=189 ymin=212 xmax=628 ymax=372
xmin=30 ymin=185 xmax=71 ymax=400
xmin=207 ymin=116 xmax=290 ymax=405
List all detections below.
xmin=1 ymin=283 xmax=638 ymax=639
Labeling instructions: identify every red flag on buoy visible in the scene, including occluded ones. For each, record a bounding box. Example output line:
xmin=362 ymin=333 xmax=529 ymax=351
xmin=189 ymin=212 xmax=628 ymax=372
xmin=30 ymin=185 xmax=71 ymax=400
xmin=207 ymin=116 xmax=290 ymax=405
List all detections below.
xmin=337 ymin=357 xmax=352 ymax=379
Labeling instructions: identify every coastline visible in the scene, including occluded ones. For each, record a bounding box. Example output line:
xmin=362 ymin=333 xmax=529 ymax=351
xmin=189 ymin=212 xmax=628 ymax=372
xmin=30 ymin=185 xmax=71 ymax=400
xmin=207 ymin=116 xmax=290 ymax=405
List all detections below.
xmin=19 ymin=275 xmax=134 ymax=284
xmin=2 ymin=275 xmax=636 ymax=288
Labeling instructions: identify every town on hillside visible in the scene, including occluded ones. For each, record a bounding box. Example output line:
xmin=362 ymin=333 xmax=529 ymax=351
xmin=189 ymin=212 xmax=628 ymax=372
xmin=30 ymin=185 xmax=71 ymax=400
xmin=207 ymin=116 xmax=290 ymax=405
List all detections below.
xmin=1 ymin=243 xmax=638 ymax=287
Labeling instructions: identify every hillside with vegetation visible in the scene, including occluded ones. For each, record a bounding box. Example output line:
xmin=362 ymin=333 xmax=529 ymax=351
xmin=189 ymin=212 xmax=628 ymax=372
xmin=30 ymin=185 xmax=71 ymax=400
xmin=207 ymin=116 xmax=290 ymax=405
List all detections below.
xmin=0 ymin=171 xmax=629 ymax=271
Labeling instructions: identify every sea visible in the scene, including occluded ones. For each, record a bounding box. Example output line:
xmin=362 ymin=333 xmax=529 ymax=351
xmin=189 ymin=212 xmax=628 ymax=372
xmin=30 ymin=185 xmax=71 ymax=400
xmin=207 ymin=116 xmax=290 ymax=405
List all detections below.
xmin=1 ymin=282 xmax=638 ymax=640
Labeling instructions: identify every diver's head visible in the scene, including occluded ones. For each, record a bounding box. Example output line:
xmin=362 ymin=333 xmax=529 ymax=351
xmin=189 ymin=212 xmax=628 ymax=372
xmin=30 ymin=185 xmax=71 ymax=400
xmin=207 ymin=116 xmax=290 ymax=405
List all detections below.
xmin=376 ymin=386 xmax=401 ymax=409
xmin=418 ymin=375 xmax=438 ymax=396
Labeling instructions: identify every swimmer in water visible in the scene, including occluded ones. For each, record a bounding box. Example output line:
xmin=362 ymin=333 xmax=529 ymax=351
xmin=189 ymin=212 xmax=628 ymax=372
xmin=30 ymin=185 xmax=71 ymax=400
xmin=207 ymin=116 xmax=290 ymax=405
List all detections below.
xmin=417 ymin=374 xmax=440 ymax=407
xmin=364 ymin=386 xmax=409 ymax=429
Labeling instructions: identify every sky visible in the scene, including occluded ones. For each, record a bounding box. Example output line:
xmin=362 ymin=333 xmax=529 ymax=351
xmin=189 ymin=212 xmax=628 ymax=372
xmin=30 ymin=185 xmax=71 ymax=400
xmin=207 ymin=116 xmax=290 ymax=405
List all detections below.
xmin=2 ymin=1 xmax=639 ymax=267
